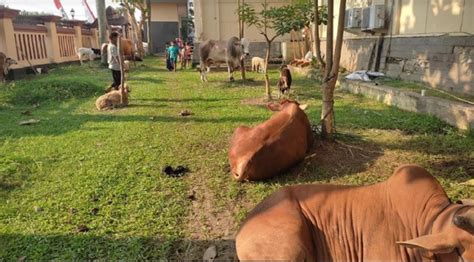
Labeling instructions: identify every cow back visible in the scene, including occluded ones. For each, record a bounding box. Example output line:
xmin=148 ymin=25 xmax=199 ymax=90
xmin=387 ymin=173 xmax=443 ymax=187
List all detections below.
xmin=236 ymin=165 xmax=453 ymax=261
xmin=229 ymin=103 xmax=312 ymax=181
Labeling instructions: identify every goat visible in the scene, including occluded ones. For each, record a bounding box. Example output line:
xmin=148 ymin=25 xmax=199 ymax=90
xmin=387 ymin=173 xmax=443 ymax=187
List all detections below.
xmin=277 ymin=65 xmax=292 ymax=98
xmin=251 ymin=57 xmax=265 ymax=73
xmin=96 ymin=84 xmax=130 ymax=111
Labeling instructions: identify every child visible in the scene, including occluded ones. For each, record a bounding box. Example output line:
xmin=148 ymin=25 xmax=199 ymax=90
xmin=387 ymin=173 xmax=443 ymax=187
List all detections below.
xmin=167 ymin=41 xmax=179 ymax=72
xmin=182 ymin=42 xmax=192 ymax=69
xmin=106 ymin=32 xmax=121 ymax=92
xmin=165 ymin=42 xmax=173 ymax=71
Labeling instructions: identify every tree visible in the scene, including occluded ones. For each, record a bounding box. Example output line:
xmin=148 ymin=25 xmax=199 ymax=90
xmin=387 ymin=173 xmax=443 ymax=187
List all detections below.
xmin=313 ymin=1 xmax=327 ymax=68
xmin=146 ymin=0 xmax=153 ymax=55
xmin=320 ymin=0 xmax=346 ymax=139
xmin=96 ymin=0 xmax=107 ymax=65
xmin=114 ymin=0 xmax=149 ymax=58
xmin=237 ymin=0 xmax=247 ymax=82
xmin=239 ymin=1 xmax=298 ymax=100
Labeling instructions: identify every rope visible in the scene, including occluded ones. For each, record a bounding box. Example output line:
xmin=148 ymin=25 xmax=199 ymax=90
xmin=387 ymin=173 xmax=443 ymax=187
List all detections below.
xmin=311 ymin=99 xmax=336 ymax=137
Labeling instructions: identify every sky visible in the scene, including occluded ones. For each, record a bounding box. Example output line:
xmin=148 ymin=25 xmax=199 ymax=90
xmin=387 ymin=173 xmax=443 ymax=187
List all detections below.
xmin=0 ymin=0 xmax=119 ymax=20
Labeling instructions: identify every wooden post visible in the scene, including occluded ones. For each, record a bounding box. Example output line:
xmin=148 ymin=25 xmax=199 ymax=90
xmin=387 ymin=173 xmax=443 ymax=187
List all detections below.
xmin=118 ymin=35 xmax=125 ymax=104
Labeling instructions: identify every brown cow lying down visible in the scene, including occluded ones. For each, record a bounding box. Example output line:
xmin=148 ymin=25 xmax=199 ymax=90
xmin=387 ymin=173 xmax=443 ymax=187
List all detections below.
xmin=236 ymin=165 xmax=474 ymax=261
xmin=96 ymin=84 xmax=130 ymax=111
xmin=228 ymin=100 xmax=313 ymax=181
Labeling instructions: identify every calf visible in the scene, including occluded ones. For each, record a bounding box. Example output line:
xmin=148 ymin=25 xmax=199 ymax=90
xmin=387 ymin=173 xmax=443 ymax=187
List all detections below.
xmin=251 ymin=57 xmax=265 ymax=73
xmin=228 ymin=100 xmax=313 ymax=181
xmin=236 ymin=165 xmax=474 ymax=262
xmin=277 ymin=65 xmax=292 ymax=98
xmin=96 ymin=84 xmax=130 ymax=111
xmin=0 ymin=52 xmax=17 ymax=82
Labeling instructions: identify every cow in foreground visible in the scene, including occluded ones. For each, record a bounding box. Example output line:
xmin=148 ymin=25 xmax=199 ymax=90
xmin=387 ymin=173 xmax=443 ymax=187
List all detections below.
xmin=199 ymin=36 xmax=250 ymax=82
xmin=228 ymin=100 xmax=313 ymax=181
xmin=236 ymin=165 xmax=474 ymax=261
xmin=0 ymin=52 xmax=17 ymax=82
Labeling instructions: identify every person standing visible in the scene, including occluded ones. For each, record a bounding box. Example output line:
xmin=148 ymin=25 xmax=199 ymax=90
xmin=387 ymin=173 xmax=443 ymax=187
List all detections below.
xmin=106 ymin=32 xmax=121 ymax=92
xmin=167 ymin=41 xmax=179 ymax=72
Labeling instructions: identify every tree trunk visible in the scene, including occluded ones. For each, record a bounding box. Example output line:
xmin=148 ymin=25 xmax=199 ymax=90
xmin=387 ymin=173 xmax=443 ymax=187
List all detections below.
xmin=320 ymin=77 xmax=336 ymax=139
xmin=239 ymin=0 xmax=246 ymax=82
xmin=290 ymin=31 xmax=297 ymax=60
xmin=146 ymin=0 xmax=153 ymax=55
xmin=297 ymin=31 xmax=304 ymax=58
xmin=264 ymin=41 xmax=272 ymax=100
xmin=321 ymin=0 xmax=346 ymax=139
xmin=136 ymin=18 xmax=145 ymax=58
xmin=314 ymin=0 xmax=325 ymax=68
xmin=96 ymin=0 xmax=107 ymax=65
xmin=324 ymin=0 xmax=333 ymax=79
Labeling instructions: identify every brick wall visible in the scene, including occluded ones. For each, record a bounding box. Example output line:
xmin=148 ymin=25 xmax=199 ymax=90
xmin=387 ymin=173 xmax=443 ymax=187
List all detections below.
xmin=321 ymin=35 xmax=474 ymax=95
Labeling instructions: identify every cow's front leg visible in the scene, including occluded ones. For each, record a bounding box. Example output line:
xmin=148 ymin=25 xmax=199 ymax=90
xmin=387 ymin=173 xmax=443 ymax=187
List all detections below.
xmin=228 ymin=66 xmax=235 ymax=82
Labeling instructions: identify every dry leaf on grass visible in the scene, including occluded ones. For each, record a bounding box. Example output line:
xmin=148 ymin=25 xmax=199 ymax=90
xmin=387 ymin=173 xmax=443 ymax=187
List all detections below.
xmin=19 ymin=119 xmax=40 ymax=126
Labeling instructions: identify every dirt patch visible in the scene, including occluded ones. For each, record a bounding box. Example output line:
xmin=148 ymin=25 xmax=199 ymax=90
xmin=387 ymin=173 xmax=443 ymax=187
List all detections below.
xmin=174 ymin=171 xmax=239 ymax=260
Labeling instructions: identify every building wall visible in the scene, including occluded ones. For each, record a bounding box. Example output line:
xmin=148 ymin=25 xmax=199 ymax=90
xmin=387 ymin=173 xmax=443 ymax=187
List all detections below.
xmin=150 ymin=2 xmax=187 ymax=53
xmin=151 ymin=3 xmax=179 ymax=22
xmin=194 ymin=0 xmax=291 ymax=43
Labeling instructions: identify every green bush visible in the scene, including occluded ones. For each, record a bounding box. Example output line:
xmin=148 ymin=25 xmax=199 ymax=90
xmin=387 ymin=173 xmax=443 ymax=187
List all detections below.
xmin=7 ymin=77 xmax=103 ymax=105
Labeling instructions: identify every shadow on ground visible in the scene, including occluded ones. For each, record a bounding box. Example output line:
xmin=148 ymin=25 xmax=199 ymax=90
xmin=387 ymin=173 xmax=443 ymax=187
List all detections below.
xmin=0 ymin=233 xmax=237 ymax=260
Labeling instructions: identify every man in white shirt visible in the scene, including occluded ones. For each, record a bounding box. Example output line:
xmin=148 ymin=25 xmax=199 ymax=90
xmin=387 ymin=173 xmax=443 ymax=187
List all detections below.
xmin=107 ymin=31 xmax=121 ymax=92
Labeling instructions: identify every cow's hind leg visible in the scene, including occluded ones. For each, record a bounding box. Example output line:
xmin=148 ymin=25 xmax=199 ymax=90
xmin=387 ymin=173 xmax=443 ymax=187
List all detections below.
xmin=200 ymin=61 xmax=208 ymax=82
xmin=236 ymin=188 xmax=316 ymax=261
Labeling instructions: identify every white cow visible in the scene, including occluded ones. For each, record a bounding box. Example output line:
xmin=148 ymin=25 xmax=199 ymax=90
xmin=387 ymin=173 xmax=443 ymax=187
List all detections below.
xmin=199 ymin=36 xmax=250 ymax=82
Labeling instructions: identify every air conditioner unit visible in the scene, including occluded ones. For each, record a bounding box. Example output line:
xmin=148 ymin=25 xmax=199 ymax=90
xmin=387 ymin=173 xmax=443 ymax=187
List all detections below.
xmin=344 ymin=8 xmax=362 ymax=30
xmin=368 ymin=4 xmax=387 ymax=31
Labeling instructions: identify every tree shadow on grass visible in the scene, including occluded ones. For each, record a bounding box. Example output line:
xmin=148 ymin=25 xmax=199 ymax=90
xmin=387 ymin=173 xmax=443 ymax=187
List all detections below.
xmin=0 ymin=111 xmax=267 ymax=139
xmin=0 ymin=233 xmax=237 ymax=261
xmin=134 ymin=97 xmax=237 ymax=103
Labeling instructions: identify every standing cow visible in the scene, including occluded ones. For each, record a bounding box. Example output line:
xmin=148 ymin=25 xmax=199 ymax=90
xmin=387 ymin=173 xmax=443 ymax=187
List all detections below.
xmin=236 ymin=165 xmax=474 ymax=261
xmin=199 ymin=36 xmax=250 ymax=82
xmin=228 ymin=100 xmax=313 ymax=181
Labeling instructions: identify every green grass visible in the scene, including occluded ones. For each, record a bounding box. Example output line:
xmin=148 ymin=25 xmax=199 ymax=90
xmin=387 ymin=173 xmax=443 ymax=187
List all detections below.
xmin=1 ymin=59 xmax=473 ymax=260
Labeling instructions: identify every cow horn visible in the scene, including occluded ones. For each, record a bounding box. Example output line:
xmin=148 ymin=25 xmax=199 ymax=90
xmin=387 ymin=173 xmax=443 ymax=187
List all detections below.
xmin=453 ymin=208 xmax=474 ymax=231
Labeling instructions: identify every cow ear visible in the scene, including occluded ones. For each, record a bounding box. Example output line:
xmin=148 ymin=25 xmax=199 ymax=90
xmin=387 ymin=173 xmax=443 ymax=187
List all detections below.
xmin=397 ymin=233 xmax=456 ymax=254
xmin=299 ymin=104 xmax=308 ymax=111
xmin=267 ymin=103 xmax=282 ymax=111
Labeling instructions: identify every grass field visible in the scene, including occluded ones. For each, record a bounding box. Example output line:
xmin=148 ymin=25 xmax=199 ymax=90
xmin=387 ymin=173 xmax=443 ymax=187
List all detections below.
xmin=0 ymin=58 xmax=473 ymax=260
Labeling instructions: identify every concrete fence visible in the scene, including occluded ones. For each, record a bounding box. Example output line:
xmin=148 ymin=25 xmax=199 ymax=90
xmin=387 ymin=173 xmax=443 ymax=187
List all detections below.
xmin=0 ymin=7 xmax=99 ymax=72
